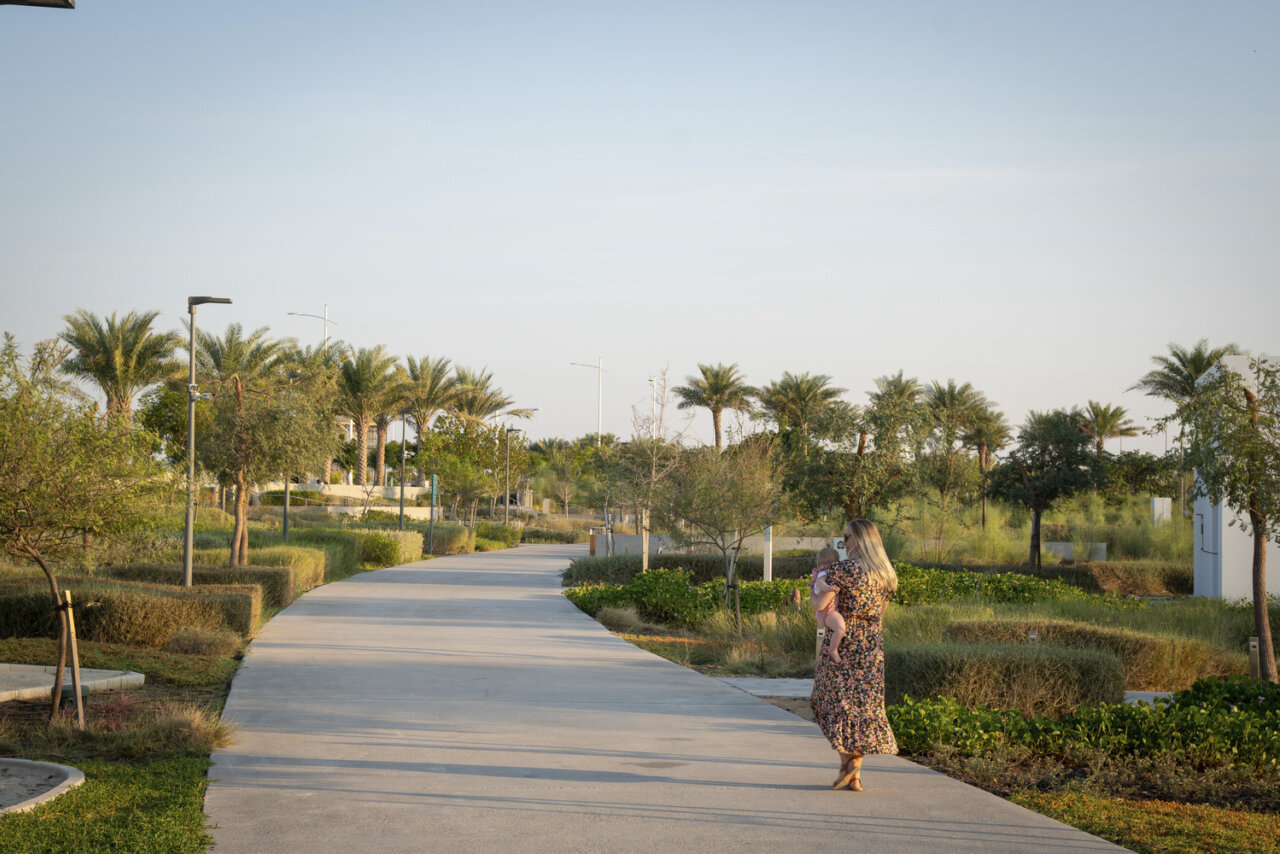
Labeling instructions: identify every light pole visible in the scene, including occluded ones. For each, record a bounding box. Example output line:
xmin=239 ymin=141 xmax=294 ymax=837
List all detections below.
xmin=505 ymin=426 xmax=522 ymax=525
xmin=570 ymin=356 xmax=605 ymax=447
xmin=399 ymin=411 xmax=409 ymax=531
xmin=287 ymin=304 xmax=337 ymax=345
xmin=183 ymin=296 xmax=232 ymax=587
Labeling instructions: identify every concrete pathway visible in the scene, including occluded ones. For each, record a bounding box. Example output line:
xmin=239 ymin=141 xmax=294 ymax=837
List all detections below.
xmin=205 ymin=545 xmax=1127 ymax=853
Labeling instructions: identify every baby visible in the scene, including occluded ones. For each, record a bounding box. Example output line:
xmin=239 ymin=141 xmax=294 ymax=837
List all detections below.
xmin=811 ymin=546 xmax=846 ymax=663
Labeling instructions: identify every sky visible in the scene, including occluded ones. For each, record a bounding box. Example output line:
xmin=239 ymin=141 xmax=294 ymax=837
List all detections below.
xmin=2 ymin=1 xmax=1276 ymax=453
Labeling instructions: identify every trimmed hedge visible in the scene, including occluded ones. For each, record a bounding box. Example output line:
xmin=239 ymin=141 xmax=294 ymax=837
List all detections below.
xmin=476 ymin=522 xmax=521 ymax=548
xmin=350 ymin=528 xmax=423 ymax=567
xmin=249 ymin=529 xmax=362 ymax=581
xmin=104 ymin=563 xmax=297 ymax=610
xmin=940 ymin=619 xmax=1238 ymax=691
xmin=521 ymin=527 xmax=589 ymax=544
xmin=564 ymin=568 xmax=809 ymax=628
xmin=885 ymin=642 xmax=1125 ymax=717
xmin=0 ymin=578 xmax=260 ymax=647
xmin=562 ymin=553 xmax=816 ymax=586
xmin=425 ymin=523 xmax=474 ymax=555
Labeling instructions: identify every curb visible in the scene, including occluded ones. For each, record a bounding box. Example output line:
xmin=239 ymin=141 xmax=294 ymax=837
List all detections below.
xmin=0 ymin=759 xmax=85 ymax=816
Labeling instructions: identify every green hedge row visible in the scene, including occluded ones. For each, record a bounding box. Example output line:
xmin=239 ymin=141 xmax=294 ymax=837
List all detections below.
xmin=888 ymin=676 xmax=1280 ymax=771
xmin=520 ymin=527 xmax=589 ymax=544
xmin=349 ymin=528 xmax=423 ymax=567
xmin=0 ymin=578 xmax=260 ymax=647
xmin=104 ymin=563 xmax=297 ymax=610
xmin=249 ymin=530 xmax=362 ymax=582
xmin=562 ymin=553 xmax=816 ymax=586
xmin=941 ymin=619 xmax=1238 ymax=691
xmin=885 ymin=642 xmax=1125 ymax=717
xmin=476 ymin=522 xmax=522 ymax=548
xmin=564 ymin=568 xmax=808 ymax=628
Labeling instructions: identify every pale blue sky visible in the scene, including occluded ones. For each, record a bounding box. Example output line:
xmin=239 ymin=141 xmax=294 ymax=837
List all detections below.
xmin=2 ymin=1 xmax=1276 ymax=451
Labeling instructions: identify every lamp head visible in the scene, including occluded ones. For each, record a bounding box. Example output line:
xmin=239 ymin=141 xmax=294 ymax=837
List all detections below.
xmin=188 ymin=296 xmax=233 ymax=307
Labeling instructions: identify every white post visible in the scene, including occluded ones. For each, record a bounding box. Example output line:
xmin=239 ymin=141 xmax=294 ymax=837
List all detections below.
xmin=763 ymin=525 xmax=773 ymax=582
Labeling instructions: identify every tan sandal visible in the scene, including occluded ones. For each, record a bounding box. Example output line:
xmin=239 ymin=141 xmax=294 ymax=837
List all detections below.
xmin=831 ymin=755 xmax=857 ymax=790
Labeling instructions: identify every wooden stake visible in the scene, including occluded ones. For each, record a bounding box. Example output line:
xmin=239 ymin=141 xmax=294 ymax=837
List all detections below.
xmin=64 ymin=590 xmax=86 ymax=730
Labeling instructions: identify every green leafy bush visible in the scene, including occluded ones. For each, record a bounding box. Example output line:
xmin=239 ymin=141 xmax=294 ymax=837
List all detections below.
xmin=889 ymin=686 xmax=1280 ymax=772
xmin=940 ymin=619 xmax=1238 ymax=690
xmin=562 ymin=553 xmax=815 ymax=586
xmin=894 ymin=563 xmax=1092 ymax=606
xmin=565 ymin=570 xmax=811 ymax=628
xmin=1170 ymin=675 xmax=1280 ymax=713
xmin=885 ymin=642 xmax=1125 ymax=716
xmin=426 ymin=523 xmax=474 ymax=555
xmin=474 ymin=537 xmax=506 ymax=551
xmin=476 ymin=521 xmax=522 ymax=547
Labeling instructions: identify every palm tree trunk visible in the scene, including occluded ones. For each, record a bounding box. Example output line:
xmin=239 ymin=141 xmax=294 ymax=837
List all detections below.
xmin=712 ymin=409 xmax=723 ymax=452
xmin=375 ymin=423 xmax=388 ymax=486
xmin=355 ymin=418 xmax=368 ymax=485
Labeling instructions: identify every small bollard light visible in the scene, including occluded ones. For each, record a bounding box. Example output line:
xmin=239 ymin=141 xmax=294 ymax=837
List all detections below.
xmin=1028 ymin=628 xmax=1038 ymax=644
xmin=1249 ymin=637 xmax=1260 ymax=680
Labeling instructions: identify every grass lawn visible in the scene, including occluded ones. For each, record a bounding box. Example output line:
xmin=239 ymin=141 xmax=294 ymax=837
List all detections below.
xmin=0 ymin=638 xmax=237 ymax=853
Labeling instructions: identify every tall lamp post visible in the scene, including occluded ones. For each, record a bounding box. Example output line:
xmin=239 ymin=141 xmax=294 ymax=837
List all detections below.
xmin=398 ymin=410 xmax=409 ymax=531
xmin=570 ymin=356 xmax=605 ymax=447
xmin=183 ymin=296 xmax=232 ymax=587
xmin=287 ymin=304 xmax=337 ymax=345
xmin=505 ymin=426 xmax=522 ymax=525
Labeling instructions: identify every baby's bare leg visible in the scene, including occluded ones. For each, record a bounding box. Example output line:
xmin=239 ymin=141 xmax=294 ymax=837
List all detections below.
xmin=824 ymin=612 xmax=847 ymax=663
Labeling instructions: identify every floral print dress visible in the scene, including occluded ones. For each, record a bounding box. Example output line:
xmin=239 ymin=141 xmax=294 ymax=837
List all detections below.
xmin=809 ymin=558 xmax=898 ymax=756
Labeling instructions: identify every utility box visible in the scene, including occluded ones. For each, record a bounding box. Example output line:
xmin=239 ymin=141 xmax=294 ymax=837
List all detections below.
xmin=1192 ymin=355 xmax=1280 ymax=600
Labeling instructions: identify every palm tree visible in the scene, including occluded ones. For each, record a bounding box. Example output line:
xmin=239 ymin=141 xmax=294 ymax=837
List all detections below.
xmin=1131 ymin=339 xmax=1241 ymax=405
xmin=403 ymin=355 xmax=457 ymax=437
xmin=962 ymin=406 xmax=1011 ymax=530
xmin=339 ymin=346 xmax=399 ymax=486
xmin=195 ymin=323 xmax=287 ymax=383
xmin=59 ymin=309 xmax=182 ymax=419
xmin=372 ymin=367 xmax=409 ymax=486
xmin=922 ymin=379 xmax=988 ymax=506
xmin=866 ymin=371 xmax=924 ymax=455
xmin=757 ymin=371 xmax=846 ymax=449
xmin=1077 ymin=400 xmax=1140 ymax=457
xmin=673 ymin=362 xmax=754 ymax=452
xmin=451 ymin=366 xmax=530 ymax=421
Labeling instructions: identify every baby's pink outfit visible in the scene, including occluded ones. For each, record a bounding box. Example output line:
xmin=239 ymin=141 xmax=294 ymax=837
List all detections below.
xmin=811 ymin=568 xmax=836 ymax=619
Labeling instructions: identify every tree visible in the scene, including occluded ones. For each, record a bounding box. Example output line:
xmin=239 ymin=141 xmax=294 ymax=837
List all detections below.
xmin=419 ymin=414 xmax=522 ymax=523
xmin=1172 ymin=357 xmax=1279 ymax=682
xmin=372 ymin=366 xmax=409 ymax=486
xmin=59 ymin=308 xmax=182 ymax=419
xmin=1132 ymin=339 xmax=1242 ymax=405
xmin=673 ymin=362 xmax=754 ymax=452
xmin=962 ymin=405 xmax=1011 ymax=530
xmin=920 ymin=379 xmax=987 ymax=507
xmin=451 ymin=366 xmax=531 ymax=421
xmin=198 ymin=361 xmax=341 ymax=565
xmin=539 ymin=439 xmax=584 ymax=517
xmin=0 ymin=334 xmax=172 ymax=721
xmin=656 ymin=439 xmax=782 ymax=631
xmin=987 ymin=410 xmax=1096 ymax=569
xmin=756 ymin=371 xmax=845 ymax=453
xmin=1076 ymin=400 xmax=1140 ymax=458
xmin=785 ymin=373 xmax=926 ymax=522
xmin=281 ymin=339 xmax=350 ymax=484
xmin=403 ymin=355 xmax=456 ymax=438
xmin=339 ymin=346 xmax=398 ymax=486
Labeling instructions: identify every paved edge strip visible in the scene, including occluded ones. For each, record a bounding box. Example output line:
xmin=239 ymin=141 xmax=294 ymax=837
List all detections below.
xmin=0 ymin=759 xmax=85 ymax=816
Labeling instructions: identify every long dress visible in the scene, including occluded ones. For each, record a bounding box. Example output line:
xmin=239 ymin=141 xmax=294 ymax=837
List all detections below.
xmin=809 ymin=557 xmax=898 ymax=756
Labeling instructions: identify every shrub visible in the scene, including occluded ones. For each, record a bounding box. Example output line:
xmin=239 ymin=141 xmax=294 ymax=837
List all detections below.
xmin=426 ymin=523 xmax=474 ymax=555
xmin=521 ymin=527 xmax=589 ymax=544
xmin=473 ymin=537 xmax=506 ymax=551
xmin=885 ymin=642 xmax=1126 ymax=716
xmin=0 ymin=578 xmax=260 ymax=646
xmin=562 ymin=553 xmax=815 ymax=586
xmin=104 ymin=562 xmax=297 ymax=609
xmin=476 ymin=521 xmax=522 ymax=548
xmin=940 ymin=619 xmax=1237 ymax=690
xmin=350 ymin=528 xmax=423 ymax=567
xmin=162 ymin=626 xmax=243 ymax=657
xmin=1079 ymin=560 xmax=1194 ymax=596
xmin=894 ymin=563 xmax=1092 ymax=606
xmin=258 ymin=488 xmax=329 ymax=507
xmin=1170 ymin=675 xmax=1280 ymax=713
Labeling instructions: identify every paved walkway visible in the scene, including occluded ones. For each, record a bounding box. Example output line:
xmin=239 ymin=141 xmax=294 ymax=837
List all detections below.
xmin=204 ymin=545 xmax=1127 ymax=853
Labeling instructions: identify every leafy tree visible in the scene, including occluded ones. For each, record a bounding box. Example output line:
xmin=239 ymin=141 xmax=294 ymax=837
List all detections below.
xmin=785 ymin=373 xmax=926 ymax=521
xmin=756 ymin=371 xmax=845 ymax=453
xmin=420 ymin=414 xmax=525 ymax=523
xmin=656 ymin=439 xmax=782 ymax=631
xmin=988 ymin=410 xmax=1096 ymax=569
xmin=59 ymin=308 xmax=182 ymax=418
xmin=282 ymin=339 xmax=350 ymax=483
xmin=673 ymin=362 xmax=754 ymax=452
xmin=539 ymin=439 xmax=585 ymax=516
xmin=1098 ymin=450 xmax=1180 ymax=500
xmin=0 ymin=334 xmax=172 ymax=720
xmin=199 ymin=361 xmax=341 ymax=565
xmin=339 ymin=346 xmax=398 ymax=486
xmin=1171 ymin=357 xmax=1279 ymax=682
xmin=1076 ymin=400 xmax=1140 ymax=458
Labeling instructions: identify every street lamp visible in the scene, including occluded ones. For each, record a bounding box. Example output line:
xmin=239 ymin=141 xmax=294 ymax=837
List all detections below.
xmin=399 ymin=411 xmax=410 ymax=532
xmin=287 ymin=304 xmax=337 ymax=345
xmin=183 ymin=296 xmax=232 ymax=588
xmin=505 ymin=426 xmax=522 ymax=525
xmin=570 ymin=356 xmax=606 ymax=447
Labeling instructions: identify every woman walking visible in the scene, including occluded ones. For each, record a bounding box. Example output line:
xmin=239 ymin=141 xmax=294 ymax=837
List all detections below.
xmin=809 ymin=519 xmax=898 ymax=791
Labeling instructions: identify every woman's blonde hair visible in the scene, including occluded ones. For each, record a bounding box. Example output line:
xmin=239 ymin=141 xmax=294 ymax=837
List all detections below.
xmin=844 ymin=519 xmax=897 ymax=593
